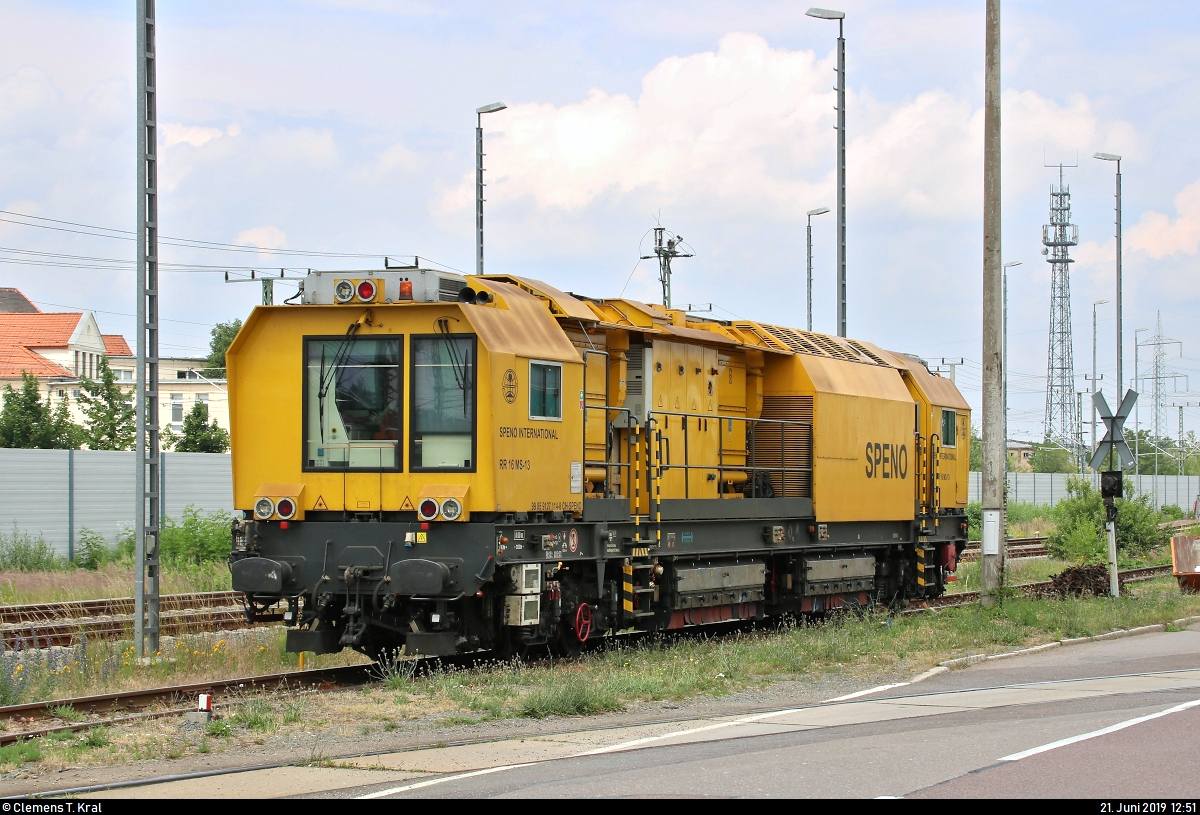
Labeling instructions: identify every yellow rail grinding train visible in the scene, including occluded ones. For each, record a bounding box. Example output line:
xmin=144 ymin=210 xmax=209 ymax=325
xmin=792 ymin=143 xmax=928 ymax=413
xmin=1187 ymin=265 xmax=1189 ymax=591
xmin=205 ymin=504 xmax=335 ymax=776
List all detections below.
xmin=228 ymin=265 xmax=970 ymax=658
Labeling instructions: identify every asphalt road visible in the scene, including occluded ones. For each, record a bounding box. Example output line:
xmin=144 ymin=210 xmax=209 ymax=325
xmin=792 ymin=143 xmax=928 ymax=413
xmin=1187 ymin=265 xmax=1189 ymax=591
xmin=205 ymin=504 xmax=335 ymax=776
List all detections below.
xmin=348 ymin=627 xmax=1200 ymax=799
xmin=92 ymin=625 xmax=1200 ymax=799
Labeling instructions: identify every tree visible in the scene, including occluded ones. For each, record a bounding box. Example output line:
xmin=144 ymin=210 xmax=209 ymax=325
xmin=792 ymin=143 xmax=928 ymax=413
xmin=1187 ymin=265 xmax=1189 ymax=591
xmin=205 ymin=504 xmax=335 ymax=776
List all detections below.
xmin=174 ymin=401 xmax=229 ymax=453
xmin=205 ymin=319 xmax=243 ymax=378
xmin=77 ymin=356 xmax=135 ymax=450
xmin=969 ymin=424 xmax=982 ymax=471
xmin=0 ymin=372 xmax=81 ymax=449
xmin=1030 ymin=440 xmax=1074 ymax=473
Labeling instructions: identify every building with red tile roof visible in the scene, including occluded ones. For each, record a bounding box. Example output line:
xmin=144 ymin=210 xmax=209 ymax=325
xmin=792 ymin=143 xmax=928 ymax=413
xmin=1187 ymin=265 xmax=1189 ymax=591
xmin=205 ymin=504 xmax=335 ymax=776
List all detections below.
xmin=0 ymin=289 xmax=229 ymax=437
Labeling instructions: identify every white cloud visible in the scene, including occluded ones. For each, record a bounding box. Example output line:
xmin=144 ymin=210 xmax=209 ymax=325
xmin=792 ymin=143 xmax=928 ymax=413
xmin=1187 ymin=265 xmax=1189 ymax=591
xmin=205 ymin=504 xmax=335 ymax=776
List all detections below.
xmin=434 ymin=33 xmax=1139 ymax=228
xmin=163 ymin=123 xmax=224 ymax=148
xmin=235 ymin=226 xmax=288 ymax=250
xmin=1127 ymin=177 xmax=1200 ymax=258
xmin=438 ymin=33 xmax=837 ymax=219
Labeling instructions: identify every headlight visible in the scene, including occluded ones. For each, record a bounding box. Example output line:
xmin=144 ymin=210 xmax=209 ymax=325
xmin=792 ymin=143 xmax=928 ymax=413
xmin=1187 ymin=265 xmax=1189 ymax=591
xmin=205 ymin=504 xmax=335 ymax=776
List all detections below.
xmin=275 ymin=498 xmax=296 ymax=520
xmin=334 ymin=280 xmax=355 ymax=303
xmin=254 ymin=497 xmax=275 ymax=520
xmin=417 ymin=498 xmax=440 ymax=521
xmin=439 ymin=497 xmax=462 ymax=521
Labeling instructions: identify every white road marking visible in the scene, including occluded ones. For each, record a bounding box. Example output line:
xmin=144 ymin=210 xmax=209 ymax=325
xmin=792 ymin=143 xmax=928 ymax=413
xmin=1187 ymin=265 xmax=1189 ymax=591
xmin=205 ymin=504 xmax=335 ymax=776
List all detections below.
xmin=824 ymin=682 xmax=910 ymax=702
xmin=998 ymin=697 xmax=1200 ymax=762
xmin=356 ymin=763 xmax=537 ymax=799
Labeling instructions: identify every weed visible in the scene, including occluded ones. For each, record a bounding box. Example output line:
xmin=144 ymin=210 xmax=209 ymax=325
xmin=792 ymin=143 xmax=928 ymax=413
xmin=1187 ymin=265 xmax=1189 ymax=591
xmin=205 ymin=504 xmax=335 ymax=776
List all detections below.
xmin=0 ymin=527 xmax=65 ymax=572
xmin=205 ymin=719 xmax=233 ymax=738
xmin=282 ymin=700 xmax=305 ymax=725
xmin=520 ymin=679 xmax=622 ymax=718
xmin=233 ymin=699 xmax=278 ymax=733
xmin=0 ymin=740 xmax=41 ymax=767
xmin=198 ymin=737 xmax=210 ymax=754
xmin=74 ymin=528 xmax=112 ymax=571
xmin=372 ymin=648 xmax=418 ymax=690
xmin=80 ymin=727 xmax=110 ymax=748
xmin=48 ymin=704 xmax=82 ymax=722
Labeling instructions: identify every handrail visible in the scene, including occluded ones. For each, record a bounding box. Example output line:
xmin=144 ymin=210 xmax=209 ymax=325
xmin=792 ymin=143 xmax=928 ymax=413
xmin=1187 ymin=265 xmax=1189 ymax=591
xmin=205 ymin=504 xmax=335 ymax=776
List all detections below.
xmin=648 ymin=409 xmax=812 ymax=499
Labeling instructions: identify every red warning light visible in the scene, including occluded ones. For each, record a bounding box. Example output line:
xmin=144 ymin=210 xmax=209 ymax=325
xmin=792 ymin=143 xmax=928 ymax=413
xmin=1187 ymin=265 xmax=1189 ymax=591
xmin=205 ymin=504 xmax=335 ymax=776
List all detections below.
xmin=357 ymin=280 xmax=377 ymax=301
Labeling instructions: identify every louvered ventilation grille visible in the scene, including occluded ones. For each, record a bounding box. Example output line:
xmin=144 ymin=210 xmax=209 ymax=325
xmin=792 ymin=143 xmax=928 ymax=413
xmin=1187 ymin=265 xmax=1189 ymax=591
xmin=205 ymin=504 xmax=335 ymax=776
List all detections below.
xmin=625 ymin=345 xmax=644 ymax=395
xmin=438 ymin=276 xmax=466 ymax=301
xmin=846 ymin=340 xmax=890 ymax=366
xmin=754 ymin=396 xmax=813 ymax=497
xmin=759 ymin=324 xmax=870 ymax=364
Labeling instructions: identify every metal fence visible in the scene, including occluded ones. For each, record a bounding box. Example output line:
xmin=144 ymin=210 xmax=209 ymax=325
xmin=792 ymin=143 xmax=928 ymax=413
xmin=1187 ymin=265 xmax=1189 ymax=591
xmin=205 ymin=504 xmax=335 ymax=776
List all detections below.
xmin=968 ymin=471 xmax=1200 ymax=512
xmin=0 ymin=449 xmax=232 ymax=559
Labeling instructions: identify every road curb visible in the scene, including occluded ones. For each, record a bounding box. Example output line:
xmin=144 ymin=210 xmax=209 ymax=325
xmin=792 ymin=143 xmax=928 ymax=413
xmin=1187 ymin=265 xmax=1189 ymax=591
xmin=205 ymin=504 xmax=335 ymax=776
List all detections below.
xmin=940 ymin=616 xmax=1200 ymax=669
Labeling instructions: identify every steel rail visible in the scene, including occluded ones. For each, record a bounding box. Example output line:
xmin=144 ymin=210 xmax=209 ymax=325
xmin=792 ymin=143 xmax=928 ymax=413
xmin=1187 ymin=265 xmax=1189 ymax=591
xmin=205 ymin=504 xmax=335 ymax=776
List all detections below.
xmin=920 ymin=563 xmax=1173 ymax=610
xmin=0 ymin=591 xmax=241 ymax=626
xmin=0 ymin=663 xmax=374 ymax=746
xmin=0 ymin=565 xmax=1176 ymax=745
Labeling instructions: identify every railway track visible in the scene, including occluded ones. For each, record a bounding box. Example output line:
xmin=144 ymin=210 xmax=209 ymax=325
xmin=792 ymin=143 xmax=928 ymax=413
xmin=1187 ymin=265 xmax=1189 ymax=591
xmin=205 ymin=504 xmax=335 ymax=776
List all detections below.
xmin=0 ymin=591 xmax=274 ymax=650
xmin=0 ymin=591 xmax=241 ymax=626
xmin=0 ymin=663 xmax=374 ymax=746
xmin=0 ymin=564 xmax=1177 ymax=747
xmin=959 ymin=536 xmax=1048 ymax=560
xmin=915 ymin=563 xmax=1174 ymax=610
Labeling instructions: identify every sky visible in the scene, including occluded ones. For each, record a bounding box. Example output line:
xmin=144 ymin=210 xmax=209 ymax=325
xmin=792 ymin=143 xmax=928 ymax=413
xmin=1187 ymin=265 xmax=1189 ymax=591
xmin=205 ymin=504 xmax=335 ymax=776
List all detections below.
xmin=2 ymin=0 xmax=1200 ymax=444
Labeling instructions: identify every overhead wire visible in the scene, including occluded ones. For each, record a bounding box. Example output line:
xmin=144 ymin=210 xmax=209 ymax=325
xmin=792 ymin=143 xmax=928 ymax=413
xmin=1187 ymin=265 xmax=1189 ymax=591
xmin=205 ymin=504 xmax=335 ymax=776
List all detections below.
xmin=0 ymin=209 xmax=467 ymax=272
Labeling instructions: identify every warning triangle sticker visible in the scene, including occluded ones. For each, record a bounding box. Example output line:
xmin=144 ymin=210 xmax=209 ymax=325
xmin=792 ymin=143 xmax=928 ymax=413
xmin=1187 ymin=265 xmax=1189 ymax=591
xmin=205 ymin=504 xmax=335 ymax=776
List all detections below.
xmin=400 ymin=496 xmax=415 ymax=511
xmin=313 ymin=495 xmax=328 ymax=511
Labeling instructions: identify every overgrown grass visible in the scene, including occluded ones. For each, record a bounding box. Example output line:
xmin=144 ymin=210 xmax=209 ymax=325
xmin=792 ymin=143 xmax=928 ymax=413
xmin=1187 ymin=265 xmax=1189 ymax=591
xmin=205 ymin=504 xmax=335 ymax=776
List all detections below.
xmin=0 ymin=628 xmax=366 ymax=707
xmin=378 ymin=578 xmax=1200 ymax=723
xmin=5 ymin=578 xmax=1200 ymax=774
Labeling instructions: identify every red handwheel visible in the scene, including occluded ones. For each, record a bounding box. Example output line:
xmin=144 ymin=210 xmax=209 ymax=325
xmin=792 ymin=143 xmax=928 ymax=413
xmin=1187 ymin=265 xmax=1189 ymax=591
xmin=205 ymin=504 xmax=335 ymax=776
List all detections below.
xmin=574 ymin=602 xmax=593 ymax=643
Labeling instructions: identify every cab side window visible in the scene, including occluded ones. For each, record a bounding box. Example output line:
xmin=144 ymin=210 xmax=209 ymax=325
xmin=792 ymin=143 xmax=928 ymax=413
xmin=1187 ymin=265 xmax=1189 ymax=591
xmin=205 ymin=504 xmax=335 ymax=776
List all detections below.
xmin=941 ymin=408 xmax=957 ymax=447
xmin=529 ymin=361 xmax=562 ymax=420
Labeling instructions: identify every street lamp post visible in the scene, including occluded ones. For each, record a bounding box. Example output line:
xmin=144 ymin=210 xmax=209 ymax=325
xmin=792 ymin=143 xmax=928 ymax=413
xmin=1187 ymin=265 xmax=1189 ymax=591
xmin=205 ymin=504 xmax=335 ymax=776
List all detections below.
xmin=806 ymin=7 xmax=846 ymax=337
xmin=806 ymin=207 xmax=830 ymax=332
xmin=1090 ymin=299 xmax=1109 ymax=466
xmin=1134 ymin=326 xmax=1149 ymax=472
xmin=476 ymin=102 xmax=507 ymax=275
xmin=1094 ymin=152 xmax=1123 ymax=450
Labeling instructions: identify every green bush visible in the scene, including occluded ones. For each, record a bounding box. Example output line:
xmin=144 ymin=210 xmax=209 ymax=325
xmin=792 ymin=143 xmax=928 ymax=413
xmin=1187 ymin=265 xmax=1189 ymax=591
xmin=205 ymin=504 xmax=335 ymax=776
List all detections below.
xmin=74 ymin=528 xmax=111 ymax=571
xmin=1047 ymin=477 xmax=1169 ymax=563
xmin=1161 ymin=504 xmax=1185 ymax=522
xmin=117 ymin=505 xmax=233 ymax=565
xmin=0 ymin=527 xmax=66 ymax=571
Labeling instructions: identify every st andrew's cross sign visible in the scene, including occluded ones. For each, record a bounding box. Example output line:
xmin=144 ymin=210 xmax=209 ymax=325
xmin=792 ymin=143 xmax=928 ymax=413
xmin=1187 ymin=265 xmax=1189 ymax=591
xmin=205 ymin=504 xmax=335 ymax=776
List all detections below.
xmin=1089 ymin=390 xmax=1138 ymax=473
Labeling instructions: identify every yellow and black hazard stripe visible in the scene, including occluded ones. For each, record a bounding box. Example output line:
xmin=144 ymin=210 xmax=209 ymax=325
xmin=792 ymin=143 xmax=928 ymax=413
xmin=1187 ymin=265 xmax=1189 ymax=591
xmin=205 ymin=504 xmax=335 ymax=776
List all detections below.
xmin=915 ymin=545 xmax=931 ymax=588
xmin=622 ymin=561 xmax=635 ymax=612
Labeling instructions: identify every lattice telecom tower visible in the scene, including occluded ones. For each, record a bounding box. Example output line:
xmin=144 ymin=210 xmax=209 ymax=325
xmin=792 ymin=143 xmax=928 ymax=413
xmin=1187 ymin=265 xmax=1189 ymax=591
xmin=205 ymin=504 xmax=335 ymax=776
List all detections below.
xmin=1042 ymin=165 xmax=1081 ymax=460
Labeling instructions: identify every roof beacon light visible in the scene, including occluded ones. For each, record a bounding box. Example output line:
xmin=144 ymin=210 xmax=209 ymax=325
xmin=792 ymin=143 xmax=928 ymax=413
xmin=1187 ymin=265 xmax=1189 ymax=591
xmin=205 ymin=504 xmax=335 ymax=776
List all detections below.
xmin=418 ymin=498 xmax=440 ymax=522
xmin=254 ymin=497 xmax=275 ymax=521
xmin=439 ymin=497 xmax=463 ymax=521
xmin=334 ymin=280 xmax=355 ymax=304
xmin=398 ymin=279 xmax=413 ymax=300
xmin=357 ymin=280 xmax=377 ymax=302
xmin=275 ymin=497 xmax=296 ymax=520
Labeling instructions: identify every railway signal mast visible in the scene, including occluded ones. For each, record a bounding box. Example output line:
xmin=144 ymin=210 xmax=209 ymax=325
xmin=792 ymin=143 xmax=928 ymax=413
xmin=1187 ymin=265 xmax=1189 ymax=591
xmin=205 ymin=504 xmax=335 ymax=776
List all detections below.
xmin=641 ymin=227 xmax=692 ymax=309
xmin=135 ymin=0 xmax=160 ymax=656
